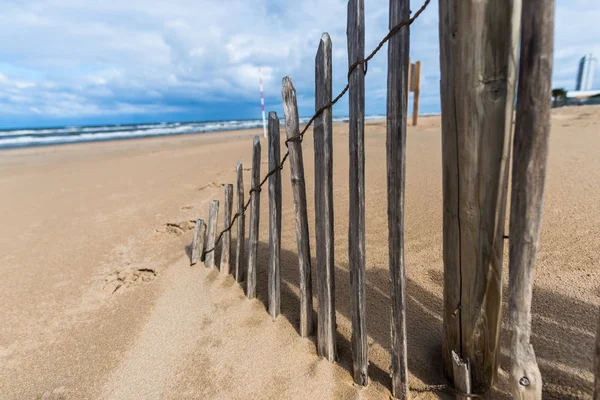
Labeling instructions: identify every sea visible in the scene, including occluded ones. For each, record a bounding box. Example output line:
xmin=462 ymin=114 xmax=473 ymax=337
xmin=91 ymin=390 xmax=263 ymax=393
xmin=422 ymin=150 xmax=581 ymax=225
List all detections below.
xmin=0 ymin=115 xmax=387 ymax=150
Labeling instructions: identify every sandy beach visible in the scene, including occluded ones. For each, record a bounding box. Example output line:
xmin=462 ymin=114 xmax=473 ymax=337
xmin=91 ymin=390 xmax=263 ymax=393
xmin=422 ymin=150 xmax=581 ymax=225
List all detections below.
xmin=0 ymin=106 xmax=599 ymax=399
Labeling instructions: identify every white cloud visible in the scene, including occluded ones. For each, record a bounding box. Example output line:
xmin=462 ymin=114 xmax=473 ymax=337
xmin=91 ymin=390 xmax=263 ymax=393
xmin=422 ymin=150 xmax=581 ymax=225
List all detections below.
xmin=0 ymin=0 xmax=597 ymax=123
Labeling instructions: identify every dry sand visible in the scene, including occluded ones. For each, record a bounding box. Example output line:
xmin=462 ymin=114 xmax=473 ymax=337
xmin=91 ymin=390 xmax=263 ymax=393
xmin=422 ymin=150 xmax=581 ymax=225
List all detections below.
xmin=0 ymin=106 xmax=598 ymax=399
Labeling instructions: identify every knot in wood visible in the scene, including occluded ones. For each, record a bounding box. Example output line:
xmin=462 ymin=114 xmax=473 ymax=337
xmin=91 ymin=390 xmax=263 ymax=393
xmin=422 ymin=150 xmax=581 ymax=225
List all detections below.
xmin=519 ymin=376 xmax=530 ymax=386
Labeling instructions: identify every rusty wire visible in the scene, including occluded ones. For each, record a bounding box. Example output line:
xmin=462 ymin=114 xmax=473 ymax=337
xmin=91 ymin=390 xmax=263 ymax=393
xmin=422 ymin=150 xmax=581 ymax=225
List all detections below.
xmin=202 ymin=0 xmax=430 ymax=256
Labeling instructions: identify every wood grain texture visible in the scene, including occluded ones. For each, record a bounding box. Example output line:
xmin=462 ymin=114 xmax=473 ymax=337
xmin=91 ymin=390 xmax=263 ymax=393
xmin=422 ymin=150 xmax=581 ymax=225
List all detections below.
xmin=411 ymin=61 xmax=421 ymax=126
xmin=386 ymin=0 xmax=410 ymax=397
xmin=508 ymin=0 xmax=553 ymax=398
xmin=314 ymin=32 xmax=337 ymax=362
xmin=595 ymin=309 xmax=600 ymax=400
xmin=190 ymin=219 xmax=206 ymax=265
xmin=438 ymin=0 xmax=521 ymax=390
xmin=452 ymin=351 xmax=472 ymax=400
xmin=235 ymin=162 xmax=245 ymax=283
xmin=347 ymin=0 xmax=368 ymax=386
xmin=220 ymin=184 xmax=233 ymax=275
xmin=204 ymin=200 xmax=219 ymax=269
xmin=268 ymin=112 xmax=282 ymax=319
xmin=281 ymin=76 xmax=314 ymax=338
xmin=247 ymin=137 xmax=261 ymax=299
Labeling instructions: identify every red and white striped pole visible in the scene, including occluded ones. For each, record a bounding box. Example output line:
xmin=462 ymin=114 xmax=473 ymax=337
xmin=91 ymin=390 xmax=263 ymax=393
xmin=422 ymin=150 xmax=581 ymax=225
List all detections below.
xmin=259 ymin=69 xmax=267 ymax=138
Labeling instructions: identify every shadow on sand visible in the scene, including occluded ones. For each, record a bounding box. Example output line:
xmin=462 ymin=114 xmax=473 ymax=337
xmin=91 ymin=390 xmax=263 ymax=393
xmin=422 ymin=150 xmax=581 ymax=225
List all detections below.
xmin=186 ymin=238 xmax=596 ymax=399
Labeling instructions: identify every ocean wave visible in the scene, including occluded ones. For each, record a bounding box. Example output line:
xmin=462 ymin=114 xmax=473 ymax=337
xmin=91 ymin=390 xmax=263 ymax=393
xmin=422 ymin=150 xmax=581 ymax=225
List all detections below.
xmin=0 ymin=115 xmax=388 ymax=149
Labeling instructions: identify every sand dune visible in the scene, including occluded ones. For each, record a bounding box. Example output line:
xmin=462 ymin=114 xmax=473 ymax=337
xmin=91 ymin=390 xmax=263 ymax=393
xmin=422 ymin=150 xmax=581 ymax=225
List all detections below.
xmin=0 ymin=106 xmax=598 ymax=399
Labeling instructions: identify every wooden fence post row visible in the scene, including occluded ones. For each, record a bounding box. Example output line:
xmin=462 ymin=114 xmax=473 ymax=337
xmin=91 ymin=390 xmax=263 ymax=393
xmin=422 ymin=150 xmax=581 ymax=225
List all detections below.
xmin=347 ymin=0 xmax=368 ymax=386
xmin=282 ymin=76 xmax=314 ymax=338
xmin=187 ymin=1 xmax=559 ymax=398
xmin=387 ymin=0 xmax=410 ymax=396
xmin=268 ymin=112 xmax=282 ymax=319
xmin=247 ymin=136 xmax=261 ymax=299
xmin=314 ymin=32 xmax=337 ymax=362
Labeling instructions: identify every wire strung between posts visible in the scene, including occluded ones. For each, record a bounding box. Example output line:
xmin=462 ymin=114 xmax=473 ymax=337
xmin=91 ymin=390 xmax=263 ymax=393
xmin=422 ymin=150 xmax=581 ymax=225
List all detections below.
xmin=202 ymin=0 xmax=430 ymax=257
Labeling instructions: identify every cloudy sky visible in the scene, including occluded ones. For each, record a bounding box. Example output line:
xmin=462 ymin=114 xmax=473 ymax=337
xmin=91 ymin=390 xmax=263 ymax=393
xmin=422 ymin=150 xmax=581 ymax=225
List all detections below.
xmin=0 ymin=0 xmax=598 ymax=129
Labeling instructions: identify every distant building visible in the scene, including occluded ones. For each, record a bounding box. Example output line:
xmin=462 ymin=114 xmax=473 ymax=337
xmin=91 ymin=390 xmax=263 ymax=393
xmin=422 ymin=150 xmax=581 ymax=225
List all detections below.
xmin=575 ymin=54 xmax=597 ymax=91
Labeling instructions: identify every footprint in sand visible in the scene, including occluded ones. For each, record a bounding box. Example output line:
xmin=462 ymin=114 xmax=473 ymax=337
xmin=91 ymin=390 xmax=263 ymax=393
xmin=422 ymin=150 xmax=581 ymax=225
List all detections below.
xmin=101 ymin=267 xmax=158 ymax=294
xmin=158 ymin=220 xmax=196 ymax=236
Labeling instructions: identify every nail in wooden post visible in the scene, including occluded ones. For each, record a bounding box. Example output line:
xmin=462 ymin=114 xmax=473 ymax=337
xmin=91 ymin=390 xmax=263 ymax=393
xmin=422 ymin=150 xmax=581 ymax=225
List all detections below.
xmin=411 ymin=61 xmax=421 ymax=126
xmin=452 ymin=351 xmax=472 ymax=400
xmin=594 ymin=309 xmax=600 ymax=400
xmin=205 ymin=200 xmax=219 ymax=269
xmin=268 ymin=112 xmax=282 ymax=319
xmin=387 ymin=0 xmax=410 ymax=396
xmin=508 ymin=0 xmax=554 ymax=398
xmin=347 ymin=0 xmax=368 ymax=386
xmin=235 ymin=162 xmax=245 ymax=282
xmin=282 ymin=76 xmax=314 ymax=338
xmin=314 ymin=32 xmax=337 ymax=362
xmin=220 ymin=184 xmax=233 ymax=274
xmin=247 ymin=136 xmax=261 ymax=299
xmin=190 ymin=219 xmax=207 ymax=265
xmin=439 ymin=0 xmax=520 ymax=390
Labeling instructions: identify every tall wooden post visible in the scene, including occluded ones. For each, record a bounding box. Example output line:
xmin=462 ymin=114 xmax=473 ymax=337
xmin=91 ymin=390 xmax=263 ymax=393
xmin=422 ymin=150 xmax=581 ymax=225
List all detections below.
xmin=247 ymin=136 xmax=261 ymax=299
xmin=439 ymin=0 xmax=521 ymax=391
xmin=220 ymin=184 xmax=233 ymax=275
xmin=205 ymin=200 xmax=219 ymax=269
xmin=594 ymin=308 xmax=600 ymax=400
xmin=268 ymin=112 xmax=282 ymax=319
xmin=235 ymin=162 xmax=245 ymax=283
xmin=387 ymin=0 xmax=410 ymax=397
xmin=282 ymin=76 xmax=314 ymax=338
xmin=508 ymin=0 xmax=554 ymax=398
xmin=190 ymin=219 xmax=207 ymax=266
xmin=411 ymin=61 xmax=421 ymax=126
xmin=347 ymin=0 xmax=368 ymax=386
xmin=314 ymin=32 xmax=337 ymax=362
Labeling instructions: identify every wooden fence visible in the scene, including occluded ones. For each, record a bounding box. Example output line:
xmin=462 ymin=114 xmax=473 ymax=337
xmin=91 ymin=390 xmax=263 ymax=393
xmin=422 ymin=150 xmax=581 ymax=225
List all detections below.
xmin=188 ymin=0 xmax=600 ymax=399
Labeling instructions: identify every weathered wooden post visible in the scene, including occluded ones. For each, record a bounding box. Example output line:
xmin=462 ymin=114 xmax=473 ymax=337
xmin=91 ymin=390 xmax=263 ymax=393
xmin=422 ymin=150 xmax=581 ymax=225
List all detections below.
xmin=594 ymin=309 xmax=600 ymax=400
xmin=508 ymin=0 xmax=554 ymax=398
xmin=268 ymin=112 xmax=282 ymax=319
xmin=411 ymin=61 xmax=421 ymax=126
xmin=205 ymin=200 xmax=219 ymax=269
xmin=282 ymin=76 xmax=314 ymax=338
xmin=220 ymin=184 xmax=233 ymax=274
xmin=235 ymin=162 xmax=245 ymax=282
xmin=406 ymin=59 xmax=412 ymax=113
xmin=438 ymin=0 xmax=521 ymax=391
xmin=387 ymin=0 xmax=410 ymax=396
xmin=314 ymin=32 xmax=337 ymax=362
xmin=347 ymin=0 xmax=368 ymax=386
xmin=190 ymin=219 xmax=207 ymax=265
xmin=247 ymin=137 xmax=261 ymax=299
